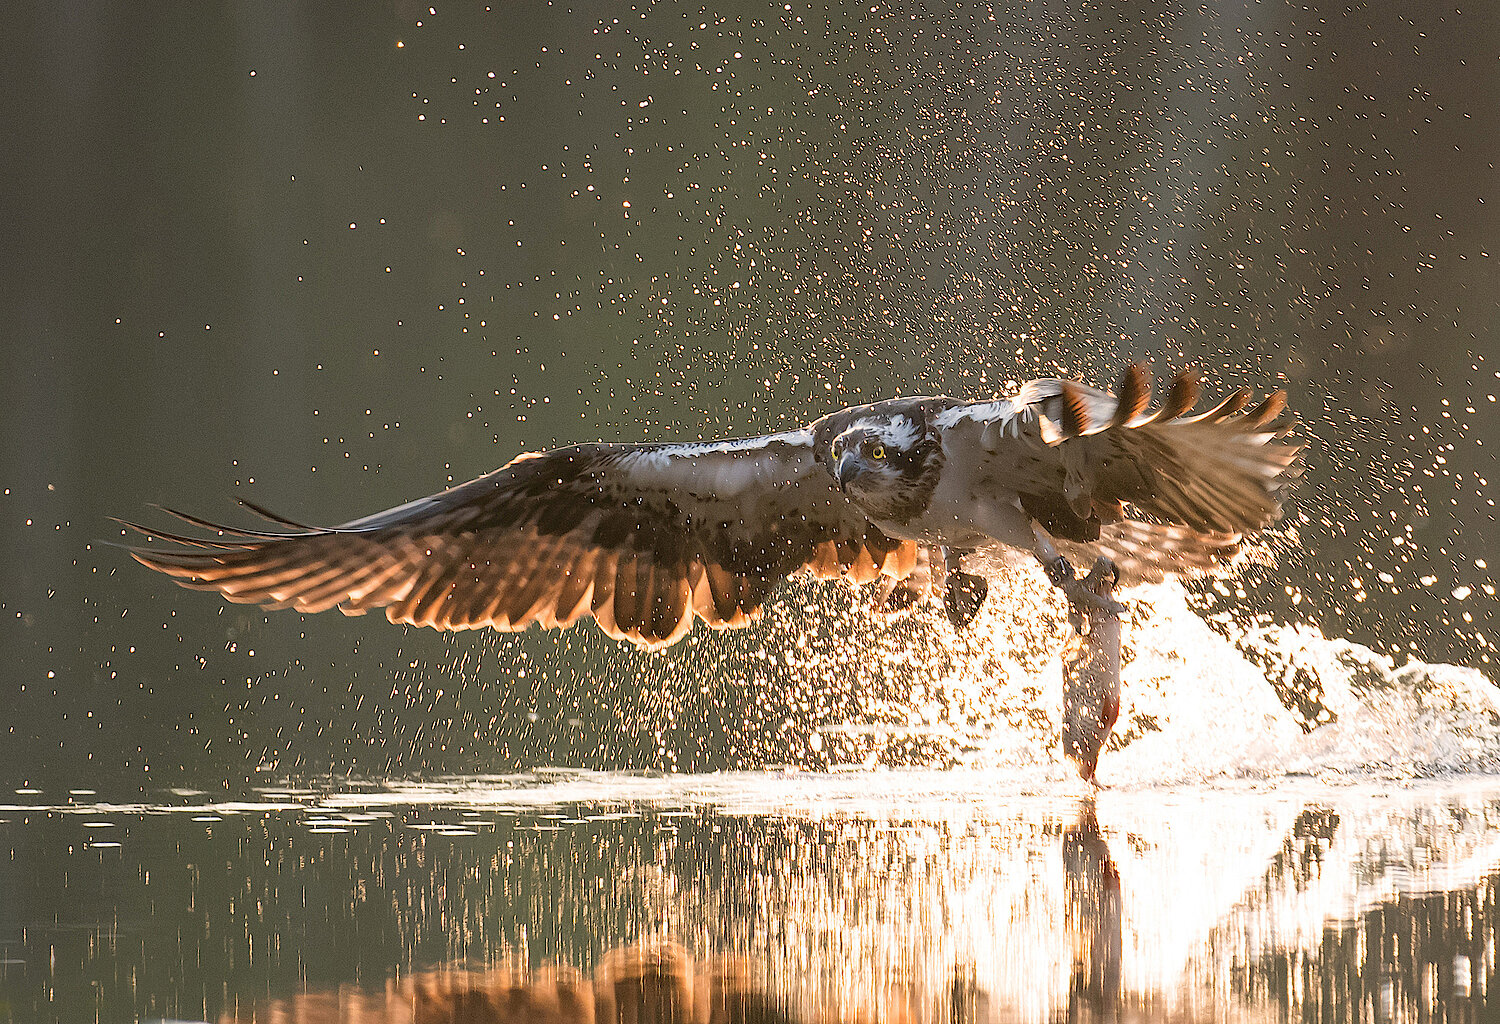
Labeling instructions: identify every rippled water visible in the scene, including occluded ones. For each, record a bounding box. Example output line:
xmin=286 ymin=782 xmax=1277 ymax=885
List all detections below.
xmin=5 ymin=773 xmax=1500 ymax=1023
xmin=4 ymin=586 xmax=1499 ymax=1023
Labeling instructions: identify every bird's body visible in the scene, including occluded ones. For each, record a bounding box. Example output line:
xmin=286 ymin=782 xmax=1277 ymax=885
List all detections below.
xmin=121 ymin=366 xmax=1303 ymax=650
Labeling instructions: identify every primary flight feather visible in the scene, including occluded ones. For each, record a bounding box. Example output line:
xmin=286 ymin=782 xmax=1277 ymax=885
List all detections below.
xmin=120 ymin=365 xmax=1303 ymax=650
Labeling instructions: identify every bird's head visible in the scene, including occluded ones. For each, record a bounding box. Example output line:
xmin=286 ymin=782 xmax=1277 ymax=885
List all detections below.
xmin=826 ymin=413 xmax=941 ymax=522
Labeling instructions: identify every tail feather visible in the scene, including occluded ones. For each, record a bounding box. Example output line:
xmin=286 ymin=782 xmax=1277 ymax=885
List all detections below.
xmin=965 ymin=519 xmax=1242 ymax=588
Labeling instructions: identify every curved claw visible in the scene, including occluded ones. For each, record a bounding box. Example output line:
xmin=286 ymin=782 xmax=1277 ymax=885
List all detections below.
xmin=1082 ymin=555 xmax=1122 ymax=592
xmin=1063 ymin=577 xmax=1127 ymax=618
xmin=1046 ymin=555 xmax=1127 ymax=618
xmin=944 ymin=570 xmax=989 ymax=630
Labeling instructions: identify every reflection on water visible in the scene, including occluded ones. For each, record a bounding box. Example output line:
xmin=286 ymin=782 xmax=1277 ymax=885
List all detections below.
xmin=1064 ymin=806 xmax=1121 ymax=1020
xmin=2 ymin=776 xmax=1500 ymax=1022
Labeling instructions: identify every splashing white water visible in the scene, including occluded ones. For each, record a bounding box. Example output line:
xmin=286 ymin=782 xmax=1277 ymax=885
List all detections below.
xmin=1231 ymin=621 xmax=1500 ymax=779
xmin=811 ymin=575 xmax=1500 ymax=788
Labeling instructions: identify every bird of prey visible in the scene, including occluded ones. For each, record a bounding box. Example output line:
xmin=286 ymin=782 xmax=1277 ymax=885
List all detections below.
xmin=120 ymin=365 xmax=1302 ymax=650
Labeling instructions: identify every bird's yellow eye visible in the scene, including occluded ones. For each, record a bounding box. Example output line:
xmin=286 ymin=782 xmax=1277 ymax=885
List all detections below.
xmin=870 ymin=443 xmax=886 ymax=460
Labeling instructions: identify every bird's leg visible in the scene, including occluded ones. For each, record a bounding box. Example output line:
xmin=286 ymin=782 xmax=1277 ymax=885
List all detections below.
xmin=941 ymin=546 xmax=989 ymax=630
xmin=1032 ymin=525 xmax=1127 ymax=618
xmin=1069 ymin=556 xmax=1124 ymax=636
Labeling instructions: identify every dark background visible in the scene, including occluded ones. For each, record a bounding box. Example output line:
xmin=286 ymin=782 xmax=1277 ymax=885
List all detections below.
xmin=2 ymin=2 xmax=1495 ymax=791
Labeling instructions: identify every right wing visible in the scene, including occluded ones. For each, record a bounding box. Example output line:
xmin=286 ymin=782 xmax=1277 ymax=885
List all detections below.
xmin=119 ymin=429 xmax=917 ymax=650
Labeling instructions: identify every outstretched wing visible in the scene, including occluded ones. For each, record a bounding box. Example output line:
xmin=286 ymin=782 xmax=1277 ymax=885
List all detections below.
xmin=945 ymin=365 xmax=1301 ymax=582
xmin=997 ymin=365 xmax=1303 ymax=537
xmin=119 ymin=430 xmax=917 ymax=650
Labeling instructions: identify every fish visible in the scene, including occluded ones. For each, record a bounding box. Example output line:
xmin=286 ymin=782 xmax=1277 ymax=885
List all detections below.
xmin=1061 ymin=560 xmax=1123 ymax=785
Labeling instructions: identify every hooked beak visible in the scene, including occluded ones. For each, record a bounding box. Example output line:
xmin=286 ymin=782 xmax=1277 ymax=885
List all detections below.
xmin=834 ymin=452 xmax=859 ymax=493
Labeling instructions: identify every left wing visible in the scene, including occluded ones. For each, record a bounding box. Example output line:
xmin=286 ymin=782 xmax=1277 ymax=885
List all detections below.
xmin=982 ymin=365 xmax=1303 ymax=539
xmin=1034 ymin=366 xmax=1303 ymax=536
xmin=119 ymin=430 xmax=917 ymax=650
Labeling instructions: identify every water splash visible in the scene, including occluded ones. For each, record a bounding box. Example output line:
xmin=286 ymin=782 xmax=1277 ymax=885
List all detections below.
xmin=785 ymin=572 xmax=1499 ymax=788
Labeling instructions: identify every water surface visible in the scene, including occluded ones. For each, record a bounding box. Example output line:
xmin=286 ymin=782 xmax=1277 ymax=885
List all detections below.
xmin=4 ymin=772 xmax=1500 ymax=1023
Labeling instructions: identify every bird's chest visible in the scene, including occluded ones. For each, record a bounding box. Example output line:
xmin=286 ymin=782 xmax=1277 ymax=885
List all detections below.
xmin=868 ymin=425 xmax=1033 ymax=549
xmin=863 ymin=443 xmax=981 ymax=547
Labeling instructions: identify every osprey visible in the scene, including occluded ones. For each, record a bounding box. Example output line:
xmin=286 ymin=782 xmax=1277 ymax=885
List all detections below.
xmin=121 ymin=365 xmax=1302 ymax=650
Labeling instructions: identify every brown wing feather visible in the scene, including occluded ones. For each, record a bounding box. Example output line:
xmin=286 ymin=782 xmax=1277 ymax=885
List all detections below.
xmin=1058 ymin=382 xmax=1093 ymax=438
xmin=1108 ymin=363 xmax=1151 ymax=427
xmin=1014 ymin=368 xmax=1303 ymax=538
xmin=1098 ymin=400 xmax=1303 ymax=534
xmin=995 ymin=368 xmax=1303 ymax=572
xmin=123 ymin=432 xmax=916 ymax=651
xmin=1141 ymin=369 xmax=1201 ymax=423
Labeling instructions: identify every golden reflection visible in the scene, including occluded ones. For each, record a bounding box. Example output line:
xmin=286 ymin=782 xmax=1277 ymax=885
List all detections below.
xmin=148 ymin=789 xmax=1498 ymax=1024
xmin=221 ymin=942 xmax=966 ymax=1023
xmin=1064 ymin=802 xmax=1121 ymax=1021
xmin=6 ymin=786 xmax=1500 ymax=1022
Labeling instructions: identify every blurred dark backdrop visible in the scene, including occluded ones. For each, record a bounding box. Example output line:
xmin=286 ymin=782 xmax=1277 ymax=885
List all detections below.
xmin=1 ymin=2 xmax=1495 ymax=790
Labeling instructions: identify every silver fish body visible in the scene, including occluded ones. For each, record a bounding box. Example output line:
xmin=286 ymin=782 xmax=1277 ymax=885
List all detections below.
xmin=1061 ymin=571 xmax=1122 ymax=784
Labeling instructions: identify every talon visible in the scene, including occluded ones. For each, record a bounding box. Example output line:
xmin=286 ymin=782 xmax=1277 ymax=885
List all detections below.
xmin=1045 ymin=555 xmax=1125 ymax=617
xmin=1061 ymin=576 xmax=1127 ymax=618
xmin=1080 ymin=560 xmax=1128 ymax=599
xmin=1084 ymin=555 xmax=1120 ymax=590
